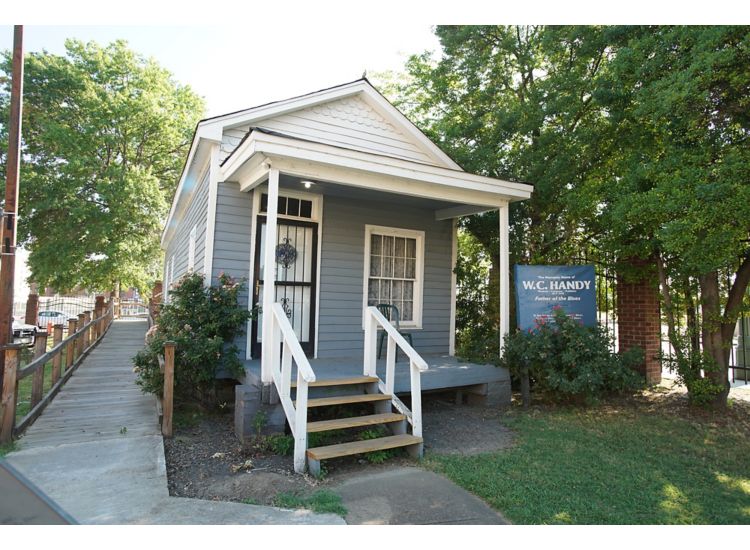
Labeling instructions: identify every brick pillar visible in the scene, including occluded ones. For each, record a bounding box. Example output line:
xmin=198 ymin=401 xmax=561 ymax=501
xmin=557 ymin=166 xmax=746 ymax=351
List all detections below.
xmin=149 ymin=280 xmax=163 ymax=322
xmin=25 ymin=293 xmax=39 ymax=325
xmin=617 ymin=258 xmax=662 ymax=384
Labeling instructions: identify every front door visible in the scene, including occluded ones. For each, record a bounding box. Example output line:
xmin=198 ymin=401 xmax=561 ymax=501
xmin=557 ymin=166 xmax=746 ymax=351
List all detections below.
xmin=251 ymin=216 xmax=318 ymax=357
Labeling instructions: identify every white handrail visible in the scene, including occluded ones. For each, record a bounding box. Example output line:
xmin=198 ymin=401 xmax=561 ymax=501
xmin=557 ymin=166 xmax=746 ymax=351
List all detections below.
xmin=365 ymin=306 xmax=428 ymax=371
xmin=271 ymin=304 xmax=316 ymax=383
xmin=363 ymin=306 xmax=428 ymax=439
xmin=268 ymin=303 xmax=316 ymax=473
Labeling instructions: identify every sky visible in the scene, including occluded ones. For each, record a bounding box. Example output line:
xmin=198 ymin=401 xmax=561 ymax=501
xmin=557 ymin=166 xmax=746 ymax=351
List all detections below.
xmin=0 ymin=24 xmax=440 ymax=118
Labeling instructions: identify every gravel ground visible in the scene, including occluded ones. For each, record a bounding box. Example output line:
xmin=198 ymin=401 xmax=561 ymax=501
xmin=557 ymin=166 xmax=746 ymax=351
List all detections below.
xmin=163 ymin=393 xmax=516 ymax=504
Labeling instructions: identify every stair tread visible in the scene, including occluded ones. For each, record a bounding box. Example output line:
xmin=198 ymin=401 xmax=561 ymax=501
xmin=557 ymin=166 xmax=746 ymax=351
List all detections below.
xmin=307 ymin=434 xmax=423 ymax=461
xmin=307 ymin=413 xmax=406 ymax=433
xmin=300 ymin=393 xmax=392 ymax=408
xmin=292 ymin=376 xmax=379 ymax=388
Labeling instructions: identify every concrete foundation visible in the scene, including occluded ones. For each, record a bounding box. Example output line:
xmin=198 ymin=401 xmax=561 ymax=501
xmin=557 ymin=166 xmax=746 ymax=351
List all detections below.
xmin=234 ymin=384 xmax=287 ymax=443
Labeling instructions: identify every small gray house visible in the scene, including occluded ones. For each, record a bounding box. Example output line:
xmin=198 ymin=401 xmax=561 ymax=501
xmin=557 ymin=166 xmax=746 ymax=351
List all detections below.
xmin=161 ymin=79 xmax=532 ymax=473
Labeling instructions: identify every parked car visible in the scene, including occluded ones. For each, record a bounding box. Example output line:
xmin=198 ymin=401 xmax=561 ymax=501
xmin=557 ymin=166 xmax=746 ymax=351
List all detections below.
xmin=38 ymin=310 xmax=67 ymax=328
xmin=12 ymin=318 xmax=37 ymax=346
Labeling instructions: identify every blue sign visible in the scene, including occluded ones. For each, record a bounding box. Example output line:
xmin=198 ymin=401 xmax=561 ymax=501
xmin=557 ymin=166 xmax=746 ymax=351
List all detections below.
xmin=514 ymin=265 xmax=597 ymax=331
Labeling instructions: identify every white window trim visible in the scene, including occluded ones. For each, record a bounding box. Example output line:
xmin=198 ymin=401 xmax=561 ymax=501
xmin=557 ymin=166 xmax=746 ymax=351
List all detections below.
xmin=362 ymin=224 xmax=425 ymax=330
xmin=188 ymin=225 xmax=197 ymax=273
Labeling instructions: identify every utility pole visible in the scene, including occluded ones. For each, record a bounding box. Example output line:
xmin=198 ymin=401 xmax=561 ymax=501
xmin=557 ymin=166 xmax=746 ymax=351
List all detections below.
xmin=0 ymin=25 xmax=24 ymax=393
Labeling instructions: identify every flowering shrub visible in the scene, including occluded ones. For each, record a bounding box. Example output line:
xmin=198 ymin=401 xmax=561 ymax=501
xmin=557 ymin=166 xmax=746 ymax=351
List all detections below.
xmin=498 ymin=307 xmax=643 ymax=402
xmin=133 ymin=272 xmax=254 ymax=403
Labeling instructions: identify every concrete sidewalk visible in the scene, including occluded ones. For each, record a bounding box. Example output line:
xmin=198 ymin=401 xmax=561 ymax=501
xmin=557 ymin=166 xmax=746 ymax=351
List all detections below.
xmin=5 ymin=319 xmax=343 ymax=525
xmin=332 ymin=467 xmax=508 ymax=525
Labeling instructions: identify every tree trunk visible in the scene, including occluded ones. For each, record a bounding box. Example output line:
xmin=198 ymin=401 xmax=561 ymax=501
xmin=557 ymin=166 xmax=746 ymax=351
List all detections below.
xmin=698 ymin=272 xmax=730 ymax=407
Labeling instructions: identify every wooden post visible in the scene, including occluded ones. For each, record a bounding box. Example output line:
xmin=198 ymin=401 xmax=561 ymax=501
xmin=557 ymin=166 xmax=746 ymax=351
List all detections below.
xmin=66 ymin=318 xmax=77 ymax=368
xmin=0 ymin=27 xmax=24 ymax=394
xmin=83 ymin=311 xmax=91 ymax=350
xmin=51 ymin=324 xmax=63 ymax=385
xmin=77 ymin=314 xmax=85 ymax=357
xmin=30 ymin=331 xmax=48 ymax=408
xmin=162 ymin=341 xmax=175 ymax=437
xmin=0 ymin=344 xmax=22 ymax=444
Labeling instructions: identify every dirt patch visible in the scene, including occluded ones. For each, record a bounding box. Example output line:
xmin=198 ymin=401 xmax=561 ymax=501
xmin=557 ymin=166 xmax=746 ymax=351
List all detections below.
xmin=163 ymin=410 xmax=319 ymax=505
xmin=422 ymin=396 xmax=515 ymax=455
xmin=163 ymin=394 xmax=515 ymax=505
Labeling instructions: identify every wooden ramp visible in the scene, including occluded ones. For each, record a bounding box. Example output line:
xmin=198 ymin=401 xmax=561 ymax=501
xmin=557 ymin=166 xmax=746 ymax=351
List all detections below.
xmin=15 ymin=319 xmax=158 ymax=448
xmin=4 ymin=319 xmax=343 ymax=525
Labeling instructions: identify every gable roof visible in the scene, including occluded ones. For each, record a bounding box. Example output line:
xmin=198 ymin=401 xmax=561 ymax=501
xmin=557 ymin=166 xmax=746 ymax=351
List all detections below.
xmin=204 ymin=78 xmax=462 ymax=170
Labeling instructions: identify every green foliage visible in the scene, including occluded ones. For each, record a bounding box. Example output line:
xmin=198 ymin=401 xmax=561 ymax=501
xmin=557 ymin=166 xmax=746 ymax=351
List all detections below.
xmin=499 ymin=308 xmax=643 ymax=402
xmin=273 ymin=490 xmax=347 ymax=517
xmin=265 ymin=434 xmax=294 ymax=456
xmin=660 ymin=350 xmax=726 ymax=407
xmin=0 ymin=441 xmax=17 ymax=457
xmin=133 ymin=272 xmax=253 ymax=403
xmin=455 ymin=229 xmax=497 ymax=361
xmin=427 ymin=405 xmax=750 ymax=524
xmin=358 ymin=427 xmax=396 ymax=464
xmin=252 ymin=410 xmax=267 ymax=438
xmin=0 ymin=39 xmax=205 ymax=293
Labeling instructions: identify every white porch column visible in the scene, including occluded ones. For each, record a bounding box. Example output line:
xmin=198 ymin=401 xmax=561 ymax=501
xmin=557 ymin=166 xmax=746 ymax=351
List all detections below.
xmin=498 ymin=202 xmax=510 ymax=355
xmin=261 ymin=166 xmax=280 ymax=384
xmin=449 ymin=218 xmax=458 ymax=356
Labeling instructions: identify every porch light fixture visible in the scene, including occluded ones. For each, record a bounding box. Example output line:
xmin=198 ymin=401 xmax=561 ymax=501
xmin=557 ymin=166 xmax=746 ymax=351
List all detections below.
xmin=301 ymin=180 xmax=315 ymax=189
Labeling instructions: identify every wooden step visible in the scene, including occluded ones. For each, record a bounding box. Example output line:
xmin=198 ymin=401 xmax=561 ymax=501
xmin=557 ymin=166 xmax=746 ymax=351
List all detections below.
xmin=306 ymin=434 xmax=423 ymax=461
xmin=292 ymin=375 xmax=379 ymax=388
xmin=299 ymin=393 xmax=393 ymax=408
xmin=307 ymin=412 xmax=406 ymax=433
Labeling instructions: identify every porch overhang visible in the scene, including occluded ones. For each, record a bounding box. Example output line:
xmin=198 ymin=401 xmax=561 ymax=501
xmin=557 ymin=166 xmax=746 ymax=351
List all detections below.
xmin=219 ymin=129 xmax=533 ymax=215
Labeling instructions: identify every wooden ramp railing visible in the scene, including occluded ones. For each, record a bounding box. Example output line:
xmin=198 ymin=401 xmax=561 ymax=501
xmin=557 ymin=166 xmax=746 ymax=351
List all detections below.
xmin=0 ymin=300 xmax=115 ymax=444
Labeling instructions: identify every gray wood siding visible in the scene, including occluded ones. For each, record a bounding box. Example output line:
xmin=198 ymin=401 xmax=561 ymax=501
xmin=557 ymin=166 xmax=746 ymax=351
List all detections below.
xmin=211 ymin=181 xmax=253 ymax=358
xmin=219 ymin=96 xmax=439 ymax=166
xmin=164 ymin=167 xmax=210 ymax=284
xmin=317 ymin=195 xmax=452 ymax=358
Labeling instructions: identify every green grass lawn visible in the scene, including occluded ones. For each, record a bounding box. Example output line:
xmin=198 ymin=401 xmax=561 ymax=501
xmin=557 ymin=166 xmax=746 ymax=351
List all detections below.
xmin=426 ymin=396 xmax=750 ymax=524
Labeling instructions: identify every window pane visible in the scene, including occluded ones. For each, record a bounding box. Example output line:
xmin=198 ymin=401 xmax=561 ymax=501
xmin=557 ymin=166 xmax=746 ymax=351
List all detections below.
xmin=394 ymin=237 xmax=405 ymax=258
xmin=406 ymin=238 xmax=416 ymax=258
xmin=405 ymin=258 xmax=416 ymax=279
xmin=370 ymin=234 xmax=382 ymax=255
xmin=277 ymin=196 xmax=287 ymax=215
xmin=392 ymin=280 xmax=403 ymax=301
xmin=382 ymin=255 xmax=393 ymax=278
xmin=370 ymin=254 xmax=381 ymax=276
xmin=394 ymin=257 xmax=405 ymax=278
xmin=379 ymin=279 xmax=391 ymax=303
xmin=403 ymin=281 xmax=414 ymax=300
xmin=287 ymin=198 xmax=300 ymax=217
xmin=383 ymin=236 xmax=395 ymax=257
xmin=368 ymin=279 xmax=378 ymax=304
xmin=300 ymin=200 xmax=312 ymax=218
xmin=260 ymin=193 xmax=268 ymax=212
xmin=402 ymin=300 xmax=413 ymax=321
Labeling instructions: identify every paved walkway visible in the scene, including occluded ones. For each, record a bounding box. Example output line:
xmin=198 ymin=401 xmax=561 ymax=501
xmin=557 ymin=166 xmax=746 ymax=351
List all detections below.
xmin=5 ymin=319 xmax=342 ymax=525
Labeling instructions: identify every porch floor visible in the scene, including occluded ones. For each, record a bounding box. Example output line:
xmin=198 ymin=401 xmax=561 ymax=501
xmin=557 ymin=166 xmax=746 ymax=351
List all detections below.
xmin=242 ymin=354 xmax=509 ymax=395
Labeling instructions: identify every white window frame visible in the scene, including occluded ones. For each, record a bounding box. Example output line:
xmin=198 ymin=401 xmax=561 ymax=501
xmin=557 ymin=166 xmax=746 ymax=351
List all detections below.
xmin=188 ymin=225 xmax=197 ymax=273
xmin=362 ymin=224 xmax=425 ymax=330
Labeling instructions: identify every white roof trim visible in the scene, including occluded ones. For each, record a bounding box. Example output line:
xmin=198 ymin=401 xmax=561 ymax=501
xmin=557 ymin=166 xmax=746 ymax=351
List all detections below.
xmin=221 ymin=130 xmax=533 ymax=204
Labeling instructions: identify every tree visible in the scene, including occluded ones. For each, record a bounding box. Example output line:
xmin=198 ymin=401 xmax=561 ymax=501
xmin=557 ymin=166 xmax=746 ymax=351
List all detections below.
xmin=0 ymin=39 xmax=205 ymax=293
xmin=378 ymin=26 xmax=614 ymax=331
xmin=592 ymin=26 xmax=750 ymax=406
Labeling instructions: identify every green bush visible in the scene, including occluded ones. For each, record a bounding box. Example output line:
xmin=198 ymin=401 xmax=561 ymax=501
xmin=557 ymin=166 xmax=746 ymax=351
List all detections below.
xmin=660 ymin=347 xmax=726 ymax=406
xmin=498 ymin=307 xmax=643 ymax=402
xmin=133 ymin=272 xmax=253 ymax=404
